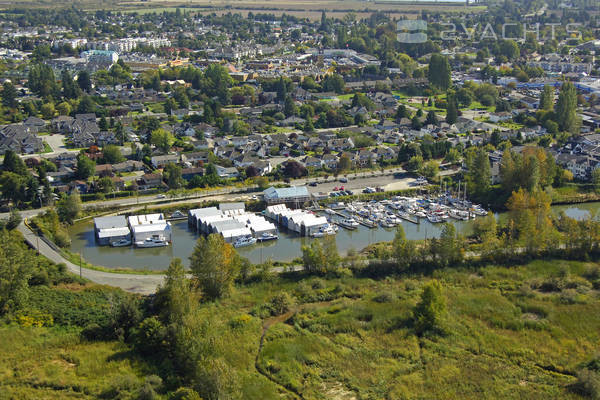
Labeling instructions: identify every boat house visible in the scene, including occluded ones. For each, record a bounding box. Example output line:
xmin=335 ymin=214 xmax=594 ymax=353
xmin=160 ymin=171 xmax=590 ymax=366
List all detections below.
xmin=93 ymin=216 xmax=131 ymax=245
xmin=127 ymin=213 xmax=172 ymax=243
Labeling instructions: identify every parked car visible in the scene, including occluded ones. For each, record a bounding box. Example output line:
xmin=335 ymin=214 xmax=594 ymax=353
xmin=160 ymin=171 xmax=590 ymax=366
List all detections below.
xmin=309 ymin=182 xmax=318 ymax=187
xmin=339 ymin=177 xmax=348 ymax=183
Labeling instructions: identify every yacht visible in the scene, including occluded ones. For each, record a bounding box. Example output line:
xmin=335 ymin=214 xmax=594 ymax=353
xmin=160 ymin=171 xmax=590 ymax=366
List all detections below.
xmin=471 ymin=205 xmax=488 ymax=216
xmin=234 ymin=236 xmax=257 ymax=248
xmin=135 ymin=235 xmax=169 ymax=248
xmin=427 ymin=214 xmax=443 ymax=224
xmin=110 ymin=238 xmax=132 ymax=247
xmin=338 ymin=217 xmax=359 ymax=229
xmin=257 ymin=232 xmax=278 ymax=242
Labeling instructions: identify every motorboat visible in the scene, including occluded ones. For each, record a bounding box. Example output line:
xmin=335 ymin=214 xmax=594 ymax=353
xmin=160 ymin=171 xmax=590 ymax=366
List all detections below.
xmin=135 ymin=235 xmax=169 ymax=248
xmin=338 ymin=217 xmax=359 ymax=229
xmin=170 ymin=210 xmax=185 ymax=219
xmin=257 ymin=232 xmax=278 ymax=242
xmin=427 ymin=214 xmax=443 ymax=223
xmin=110 ymin=238 xmax=132 ymax=247
xmin=471 ymin=205 xmax=488 ymax=216
xmin=234 ymin=236 xmax=257 ymax=248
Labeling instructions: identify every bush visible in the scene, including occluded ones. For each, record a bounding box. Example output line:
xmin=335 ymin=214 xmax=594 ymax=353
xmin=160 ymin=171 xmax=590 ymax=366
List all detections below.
xmin=132 ymin=317 xmax=168 ymax=356
xmin=573 ymin=369 xmax=600 ymax=399
xmin=267 ymin=292 xmax=294 ymax=316
xmin=372 ymin=291 xmax=396 ymax=303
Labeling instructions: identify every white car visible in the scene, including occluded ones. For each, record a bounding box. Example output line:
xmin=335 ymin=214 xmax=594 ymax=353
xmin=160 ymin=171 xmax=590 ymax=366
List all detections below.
xmin=156 ymin=194 xmax=166 ymax=199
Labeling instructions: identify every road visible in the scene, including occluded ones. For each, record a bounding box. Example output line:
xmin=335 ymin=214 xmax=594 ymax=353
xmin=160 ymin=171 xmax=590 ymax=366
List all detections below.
xmin=18 ymin=222 xmax=164 ymax=295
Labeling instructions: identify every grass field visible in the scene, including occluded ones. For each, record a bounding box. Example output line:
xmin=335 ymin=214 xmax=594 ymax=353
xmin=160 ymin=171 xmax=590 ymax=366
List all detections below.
xmin=0 ymin=0 xmax=485 ymax=17
xmin=3 ymin=251 xmax=598 ymax=398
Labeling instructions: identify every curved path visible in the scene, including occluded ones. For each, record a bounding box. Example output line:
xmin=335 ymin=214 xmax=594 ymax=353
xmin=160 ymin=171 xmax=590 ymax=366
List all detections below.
xmin=18 ymin=222 xmax=164 ymax=295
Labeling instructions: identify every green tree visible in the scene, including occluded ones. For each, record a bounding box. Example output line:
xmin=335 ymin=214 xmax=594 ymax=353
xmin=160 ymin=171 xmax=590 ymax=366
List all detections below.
xmin=150 ymin=129 xmax=174 ymax=154
xmin=2 ymin=150 xmax=28 ymax=175
xmin=413 ymin=280 xmax=446 ymax=335
xmin=434 ymin=223 xmax=463 ymax=267
xmin=2 ymin=81 xmax=17 ymax=108
xmin=163 ymin=162 xmax=184 ymax=189
xmin=97 ymin=176 xmax=115 ymax=194
xmin=189 ymin=234 xmax=239 ymax=300
xmin=406 ymin=155 xmax=424 ymax=172
xmin=445 ymin=90 xmax=458 ymax=124
xmin=420 ymin=161 xmax=439 ymax=180
xmin=428 ymin=54 xmax=451 ymax=91
xmin=392 ymin=225 xmax=416 ymax=271
xmin=77 ymin=70 xmax=92 ymax=92
xmin=466 ymin=148 xmax=491 ymax=198
xmin=76 ymin=153 xmax=95 ymax=180
xmin=425 ymin=110 xmax=438 ymax=126
xmin=337 ymin=153 xmax=352 ymax=172
xmin=0 ymin=230 xmax=33 ymax=315
xmin=56 ymin=191 xmax=81 ymax=224
xmin=593 ymin=168 xmax=600 ymax=194
xmin=102 ymin=145 xmax=125 ymax=164
xmin=40 ymin=102 xmax=55 ymax=119
xmin=540 ymin=85 xmax=554 ymax=110
xmin=555 ymin=81 xmax=580 ymax=134
xmin=159 ymin=257 xmax=193 ymax=324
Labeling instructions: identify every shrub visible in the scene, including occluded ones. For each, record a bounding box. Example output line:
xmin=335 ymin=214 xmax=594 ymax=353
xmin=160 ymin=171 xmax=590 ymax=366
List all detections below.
xmin=267 ymin=292 xmax=294 ymax=316
xmin=132 ymin=317 xmax=168 ymax=356
xmin=13 ymin=309 xmax=54 ymax=327
xmin=573 ymin=369 xmax=600 ymax=399
xmin=372 ymin=291 xmax=395 ymax=303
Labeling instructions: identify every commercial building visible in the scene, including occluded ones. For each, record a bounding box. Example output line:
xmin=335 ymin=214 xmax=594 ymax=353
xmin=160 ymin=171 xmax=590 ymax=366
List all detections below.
xmin=93 ymin=216 xmax=131 ymax=245
xmin=263 ymin=186 xmax=311 ymax=206
xmin=127 ymin=213 xmax=172 ymax=242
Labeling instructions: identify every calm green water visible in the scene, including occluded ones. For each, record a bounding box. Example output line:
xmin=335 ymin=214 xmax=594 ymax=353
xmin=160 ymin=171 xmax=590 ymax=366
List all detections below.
xmin=68 ymin=203 xmax=599 ymax=271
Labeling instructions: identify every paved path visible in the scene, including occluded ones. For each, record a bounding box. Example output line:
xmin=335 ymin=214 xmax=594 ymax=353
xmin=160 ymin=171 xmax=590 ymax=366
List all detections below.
xmin=18 ymin=222 xmax=164 ymax=295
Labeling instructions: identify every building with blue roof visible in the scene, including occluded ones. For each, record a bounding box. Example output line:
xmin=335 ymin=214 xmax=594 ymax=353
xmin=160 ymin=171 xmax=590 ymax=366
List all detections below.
xmin=263 ymin=186 xmax=311 ymax=206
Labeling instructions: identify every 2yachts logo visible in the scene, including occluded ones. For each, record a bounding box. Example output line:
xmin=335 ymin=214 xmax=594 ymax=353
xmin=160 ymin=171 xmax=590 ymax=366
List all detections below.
xmin=397 ymin=20 xmax=428 ymax=44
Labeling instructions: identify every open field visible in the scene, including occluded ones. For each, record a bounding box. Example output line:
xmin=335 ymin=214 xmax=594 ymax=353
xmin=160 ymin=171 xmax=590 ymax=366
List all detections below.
xmin=0 ymin=0 xmax=486 ymax=17
xmin=3 ymin=257 xmax=599 ymax=398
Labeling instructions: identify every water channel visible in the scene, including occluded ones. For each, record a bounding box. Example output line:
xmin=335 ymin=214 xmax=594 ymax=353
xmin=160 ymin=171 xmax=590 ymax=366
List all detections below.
xmin=68 ymin=202 xmax=599 ymax=271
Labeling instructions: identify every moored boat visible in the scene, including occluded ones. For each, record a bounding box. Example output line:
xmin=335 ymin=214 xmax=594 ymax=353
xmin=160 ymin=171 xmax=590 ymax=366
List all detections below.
xmin=234 ymin=236 xmax=257 ymax=248
xmin=111 ymin=238 xmax=132 ymax=247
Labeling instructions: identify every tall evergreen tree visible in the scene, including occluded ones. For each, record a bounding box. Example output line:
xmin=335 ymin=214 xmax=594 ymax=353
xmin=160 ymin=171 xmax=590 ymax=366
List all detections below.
xmin=428 ymin=54 xmax=452 ymax=91
xmin=2 ymin=81 xmax=17 ymax=108
xmin=445 ymin=90 xmax=458 ymax=124
xmin=539 ymin=84 xmax=554 ymax=110
xmin=555 ymin=81 xmax=579 ymax=134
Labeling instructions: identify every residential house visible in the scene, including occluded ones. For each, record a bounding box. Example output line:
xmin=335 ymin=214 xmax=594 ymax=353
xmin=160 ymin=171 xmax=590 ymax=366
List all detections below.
xmin=112 ymin=160 xmax=144 ymax=173
xmin=0 ymin=124 xmax=44 ymax=154
xmin=151 ymin=154 xmax=180 ymax=169
xmin=182 ymin=167 xmax=204 ymax=180
xmin=137 ymin=173 xmax=164 ymax=190
xmin=327 ymin=137 xmax=354 ymax=151
xmin=356 ymin=149 xmax=377 ymax=166
xmin=95 ymin=164 xmax=114 ymax=177
xmin=322 ymin=153 xmax=339 ymax=169
xmin=215 ymin=165 xmax=240 ymax=179
xmin=303 ymin=156 xmax=322 ymax=169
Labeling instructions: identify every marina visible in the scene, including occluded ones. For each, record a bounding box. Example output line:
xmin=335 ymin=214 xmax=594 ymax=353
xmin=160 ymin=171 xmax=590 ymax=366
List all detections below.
xmin=69 ymin=201 xmax=599 ymax=271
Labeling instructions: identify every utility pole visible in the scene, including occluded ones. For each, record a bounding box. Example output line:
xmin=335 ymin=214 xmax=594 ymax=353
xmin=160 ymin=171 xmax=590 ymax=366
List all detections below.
xmin=79 ymin=252 xmax=82 ymax=279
